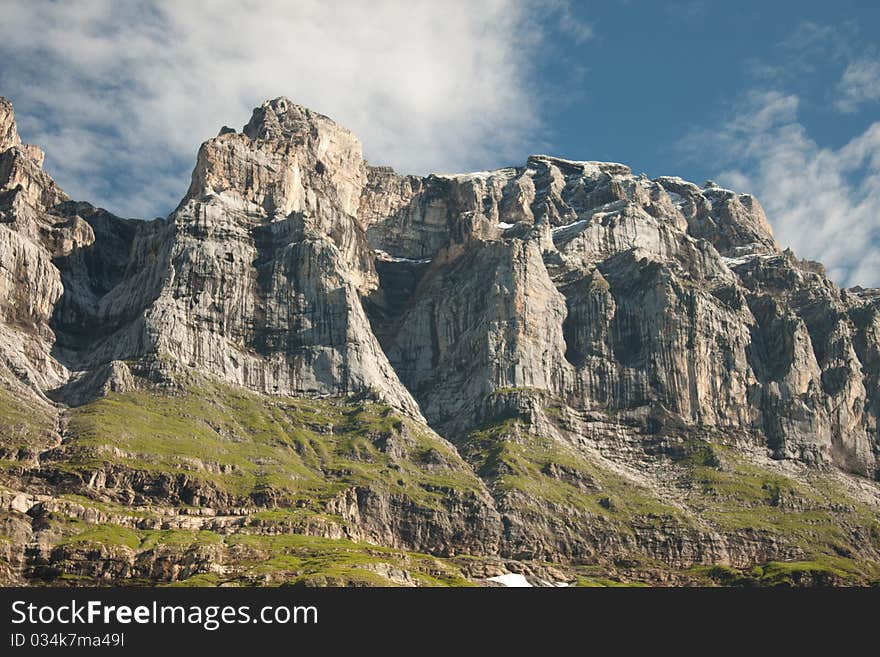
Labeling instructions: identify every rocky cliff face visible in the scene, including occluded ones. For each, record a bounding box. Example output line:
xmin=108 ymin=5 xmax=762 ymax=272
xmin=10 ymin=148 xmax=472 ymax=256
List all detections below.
xmin=360 ymin=151 xmax=877 ymax=478
xmin=1 ymin=96 xmax=879 ymax=586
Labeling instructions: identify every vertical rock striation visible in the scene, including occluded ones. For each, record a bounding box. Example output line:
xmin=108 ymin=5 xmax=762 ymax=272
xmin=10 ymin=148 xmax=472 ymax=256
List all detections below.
xmin=1 ymin=95 xmax=879 ymax=584
xmin=2 ymin=95 xmax=878 ymax=473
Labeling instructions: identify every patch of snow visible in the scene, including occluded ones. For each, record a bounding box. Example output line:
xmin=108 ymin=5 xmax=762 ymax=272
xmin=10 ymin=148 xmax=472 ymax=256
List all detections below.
xmin=551 ymin=219 xmax=588 ymax=233
xmin=551 ymin=216 xmax=596 ymax=243
xmin=658 ymin=175 xmax=690 ymax=186
xmin=581 ymin=199 xmax=627 ymax=216
xmin=373 ymin=249 xmax=431 ymax=264
xmin=529 ymin=154 xmax=630 ymax=171
xmin=488 ymin=573 xmax=570 ymax=587
xmin=728 ymin=242 xmax=764 ymax=257
xmin=435 ymin=167 xmax=516 ymax=182
xmin=665 ymin=190 xmax=686 ymax=206
xmin=390 ymin=256 xmax=431 ymax=264
xmin=720 ymin=253 xmax=780 ymax=268
xmin=702 ymin=185 xmax=737 ymax=197
xmin=655 ymin=176 xmax=702 ymax=196
xmin=488 ymin=573 xmax=532 ymax=587
xmin=497 ymin=222 xmax=515 ymax=229
xmin=533 ymin=578 xmax=572 ymax=587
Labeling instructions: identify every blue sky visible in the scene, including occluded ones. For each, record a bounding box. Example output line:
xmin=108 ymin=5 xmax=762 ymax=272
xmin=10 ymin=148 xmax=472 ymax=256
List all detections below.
xmin=0 ymin=1 xmax=878 ymax=285
xmin=537 ymin=1 xmax=879 ymax=184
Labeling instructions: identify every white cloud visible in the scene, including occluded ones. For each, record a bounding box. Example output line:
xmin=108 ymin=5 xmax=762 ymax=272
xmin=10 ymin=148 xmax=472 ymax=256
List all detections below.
xmin=545 ymin=0 xmax=594 ymax=43
xmin=0 ymin=0 xmax=584 ymax=218
xmin=836 ymin=58 xmax=880 ymax=113
xmin=705 ymin=20 xmax=880 ymax=287
xmin=686 ymin=90 xmax=880 ymax=287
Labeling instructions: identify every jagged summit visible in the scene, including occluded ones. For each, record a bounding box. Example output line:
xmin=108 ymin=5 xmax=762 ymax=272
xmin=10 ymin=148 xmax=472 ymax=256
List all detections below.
xmin=2 ymin=95 xmax=880 ymax=586
xmin=186 ymin=96 xmax=366 ymax=221
xmin=0 ymin=97 xmax=49 ymax=173
xmin=0 ymin=97 xmax=21 ymax=152
xmin=242 ymin=96 xmax=359 ymax=145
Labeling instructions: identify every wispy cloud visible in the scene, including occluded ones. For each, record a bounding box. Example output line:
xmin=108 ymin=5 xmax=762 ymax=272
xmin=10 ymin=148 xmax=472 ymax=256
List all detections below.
xmin=544 ymin=0 xmax=594 ymax=43
xmin=836 ymin=57 xmax=880 ymax=113
xmin=679 ymin=18 xmax=880 ymax=288
xmin=684 ymin=90 xmax=880 ymax=287
xmin=0 ymin=1 xmax=584 ymax=218
xmin=746 ymin=20 xmax=857 ymax=91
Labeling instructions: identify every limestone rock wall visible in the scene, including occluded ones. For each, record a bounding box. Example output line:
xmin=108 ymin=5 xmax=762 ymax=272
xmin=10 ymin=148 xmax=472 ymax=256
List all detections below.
xmin=0 ymin=95 xmax=877 ymax=478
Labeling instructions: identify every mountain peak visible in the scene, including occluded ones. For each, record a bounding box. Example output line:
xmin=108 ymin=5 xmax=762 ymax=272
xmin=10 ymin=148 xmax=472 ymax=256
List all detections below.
xmin=0 ymin=96 xmax=22 ymax=152
xmin=186 ymin=98 xmax=366 ymax=218
xmin=0 ymin=96 xmax=51 ymax=173
xmin=242 ymin=96 xmax=359 ymax=146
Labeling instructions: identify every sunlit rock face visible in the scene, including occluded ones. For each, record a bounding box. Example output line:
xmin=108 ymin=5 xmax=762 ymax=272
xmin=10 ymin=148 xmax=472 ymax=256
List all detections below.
xmin=1 ymin=95 xmax=878 ymax=475
xmin=360 ymin=150 xmax=877 ymax=478
xmin=1 ymin=96 xmax=880 ymax=587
